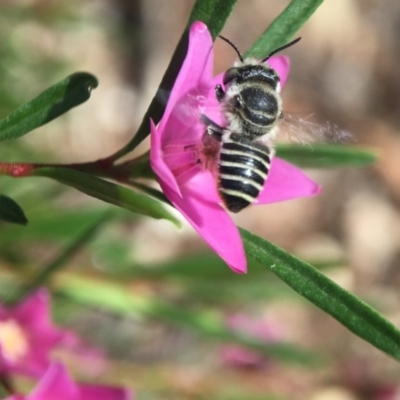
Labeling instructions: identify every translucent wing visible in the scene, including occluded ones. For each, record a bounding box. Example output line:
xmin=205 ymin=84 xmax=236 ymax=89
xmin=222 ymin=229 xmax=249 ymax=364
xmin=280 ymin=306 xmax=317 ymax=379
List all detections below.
xmin=157 ymin=89 xmax=352 ymax=146
xmin=279 ymin=113 xmax=353 ymax=145
xmin=157 ymin=87 xmax=226 ymax=128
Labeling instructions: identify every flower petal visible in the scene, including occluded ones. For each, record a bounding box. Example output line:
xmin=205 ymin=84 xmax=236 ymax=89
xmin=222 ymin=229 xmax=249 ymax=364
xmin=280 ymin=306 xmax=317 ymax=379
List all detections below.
xmin=158 ymin=21 xmax=213 ymax=136
xmin=267 ymin=56 xmax=290 ymax=88
xmin=9 ymin=362 xmax=131 ymax=400
xmin=150 ymin=22 xmax=215 ymax=196
xmin=28 ymin=362 xmax=78 ymax=400
xmin=3 ymin=289 xmax=48 ymax=325
xmin=256 ymin=158 xmax=321 ymax=204
xmin=150 ymin=120 xmax=182 ymax=196
xmin=0 ymin=289 xmax=70 ymax=378
xmin=159 ymin=170 xmax=247 ymax=274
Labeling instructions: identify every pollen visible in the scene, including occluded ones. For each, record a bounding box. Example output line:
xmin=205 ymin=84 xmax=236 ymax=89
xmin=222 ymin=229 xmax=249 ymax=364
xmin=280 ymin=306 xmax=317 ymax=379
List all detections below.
xmin=199 ymin=133 xmax=220 ymax=173
xmin=0 ymin=319 xmax=29 ymax=363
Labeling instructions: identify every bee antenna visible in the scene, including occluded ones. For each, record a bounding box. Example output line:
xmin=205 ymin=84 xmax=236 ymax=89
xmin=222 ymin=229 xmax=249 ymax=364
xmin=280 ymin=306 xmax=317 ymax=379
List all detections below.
xmin=262 ymin=37 xmax=301 ymax=62
xmin=218 ymin=35 xmax=244 ymax=62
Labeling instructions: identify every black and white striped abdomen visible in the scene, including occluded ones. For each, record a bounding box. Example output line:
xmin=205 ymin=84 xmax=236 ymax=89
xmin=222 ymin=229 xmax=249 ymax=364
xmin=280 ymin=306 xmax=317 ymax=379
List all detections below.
xmin=218 ymin=133 xmax=272 ymax=213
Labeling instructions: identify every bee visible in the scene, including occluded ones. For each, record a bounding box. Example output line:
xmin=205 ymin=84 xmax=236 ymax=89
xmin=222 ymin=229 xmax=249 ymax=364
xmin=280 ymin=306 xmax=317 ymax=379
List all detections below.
xmin=201 ymin=36 xmax=301 ymax=213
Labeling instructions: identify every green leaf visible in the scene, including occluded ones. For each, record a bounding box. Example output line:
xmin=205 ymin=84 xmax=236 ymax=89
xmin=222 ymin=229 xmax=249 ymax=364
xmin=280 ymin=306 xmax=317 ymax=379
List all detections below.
xmin=246 ymin=0 xmax=325 ymax=58
xmin=0 ymin=72 xmax=98 ymax=142
xmin=133 ymin=252 xmax=265 ymax=280
xmin=128 ymin=181 xmax=170 ymax=205
xmin=7 ymin=210 xmax=113 ymax=305
xmin=0 ymin=208 xmax=112 ymax=247
xmin=90 ymin=242 xmax=300 ymax=304
xmin=32 ymin=167 xmax=180 ymax=226
xmin=59 ymin=276 xmax=321 ymax=366
xmin=0 ymin=195 xmax=28 ymax=225
xmin=276 ymin=144 xmax=378 ymax=168
xmin=188 ymin=0 xmax=238 ymax=39
xmin=112 ymin=0 xmax=237 ymax=159
xmin=240 ymin=228 xmax=400 ymax=361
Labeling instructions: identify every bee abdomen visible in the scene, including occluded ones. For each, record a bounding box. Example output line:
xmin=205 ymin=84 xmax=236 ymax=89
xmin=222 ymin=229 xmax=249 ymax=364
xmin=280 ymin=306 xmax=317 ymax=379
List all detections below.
xmin=218 ymin=138 xmax=271 ymax=213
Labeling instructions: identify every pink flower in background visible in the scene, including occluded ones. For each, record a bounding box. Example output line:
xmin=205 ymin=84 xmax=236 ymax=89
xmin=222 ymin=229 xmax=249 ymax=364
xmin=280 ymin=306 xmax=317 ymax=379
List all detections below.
xmin=150 ymin=21 xmax=320 ymax=274
xmin=220 ymin=314 xmax=283 ymax=369
xmin=374 ymin=386 xmax=400 ymax=400
xmin=0 ymin=289 xmax=73 ymax=378
xmin=5 ymin=362 xmax=131 ymax=400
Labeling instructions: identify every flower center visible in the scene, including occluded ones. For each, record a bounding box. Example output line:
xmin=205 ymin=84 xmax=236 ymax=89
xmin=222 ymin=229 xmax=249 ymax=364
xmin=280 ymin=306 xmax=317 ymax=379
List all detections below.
xmin=0 ymin=319 xmax=29 ymax=363
xmin=164 ymin=142 xmax=202 ymax=183
xmin=163 ymin=132 xmax=221 ymax=186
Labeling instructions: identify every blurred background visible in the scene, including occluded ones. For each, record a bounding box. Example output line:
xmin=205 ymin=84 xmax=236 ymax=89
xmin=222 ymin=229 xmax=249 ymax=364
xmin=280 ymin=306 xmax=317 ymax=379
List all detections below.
xmin=1 ymin=0 xmax=400 ymax=399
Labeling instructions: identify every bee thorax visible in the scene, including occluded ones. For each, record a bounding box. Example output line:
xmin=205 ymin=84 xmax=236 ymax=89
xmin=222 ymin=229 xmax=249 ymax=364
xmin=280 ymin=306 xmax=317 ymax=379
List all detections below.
xmin=222 ymin=79 xmax=282 ymax=140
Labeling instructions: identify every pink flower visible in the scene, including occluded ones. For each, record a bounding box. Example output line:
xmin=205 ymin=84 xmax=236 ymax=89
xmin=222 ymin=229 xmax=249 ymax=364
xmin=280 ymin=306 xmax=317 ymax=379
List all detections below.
xmin=150 ymin=21 xmax=320 ymax=273
xmin=0 ymin=289 xmax=74 ymax=378
xmin=220 ymin=314 xmax=282 ymax=369
xmin=5 ymin=362 xmax=131 ymax=400
xmin=374 ymin=386 xmax=400 ymax=400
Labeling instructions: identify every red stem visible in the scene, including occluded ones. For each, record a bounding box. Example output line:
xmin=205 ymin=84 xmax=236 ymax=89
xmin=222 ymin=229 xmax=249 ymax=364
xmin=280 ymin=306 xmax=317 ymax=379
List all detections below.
xmin=0 ymin=163 xmax=35 ymax=177
xmin=0 ymin=151 xmax=151 ymax=181
xmin=0 ymin=156 xmax=127 ymax=180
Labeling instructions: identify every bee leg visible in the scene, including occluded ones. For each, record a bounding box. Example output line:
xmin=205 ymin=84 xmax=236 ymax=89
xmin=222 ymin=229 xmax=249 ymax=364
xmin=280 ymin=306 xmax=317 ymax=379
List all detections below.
xmin=215 ymin=84 xmax=225 ymax=102
xmin=200 ymin=114 xmax=223 ymax=142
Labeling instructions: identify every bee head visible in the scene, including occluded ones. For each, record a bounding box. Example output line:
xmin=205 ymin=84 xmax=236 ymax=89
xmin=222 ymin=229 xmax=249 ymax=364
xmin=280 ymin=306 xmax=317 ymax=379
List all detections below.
xmin=223 ymin=62 xmax=280 ymax=91
xmin=218 ymin=36 xmax=301 ymax=90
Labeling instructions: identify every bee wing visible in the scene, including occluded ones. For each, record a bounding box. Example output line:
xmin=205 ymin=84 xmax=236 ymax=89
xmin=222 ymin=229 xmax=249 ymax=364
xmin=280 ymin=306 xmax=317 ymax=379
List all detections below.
xmin=156 ymin=88 xmax=224 ymax=127
xmin=279 ymin=113 xmax=353 ymax=145
xmin=156 ymin=88 xmax=204 ymax=120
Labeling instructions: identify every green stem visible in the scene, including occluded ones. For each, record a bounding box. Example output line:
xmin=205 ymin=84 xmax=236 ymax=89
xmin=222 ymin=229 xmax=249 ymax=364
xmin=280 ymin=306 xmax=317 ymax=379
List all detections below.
xmin=114 ymin=150 xmax=155 ymax=179
xmin=0 ymin=151 xmax=154 ymax=181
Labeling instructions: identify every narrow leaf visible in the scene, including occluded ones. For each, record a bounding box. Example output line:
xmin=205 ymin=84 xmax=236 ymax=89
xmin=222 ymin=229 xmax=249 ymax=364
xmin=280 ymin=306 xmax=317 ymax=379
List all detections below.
xmin=276 ymin=144 xmax=378 ymax=168
xmin=128 ymin=181 xmax=170 ymax=205
xmin=7 ymin=211 xmax=113 ymax=305
xmin=240 ymin=228 xmax=400 ymax=361
xmin=59 ymin=276 xmax=320 ymax=366
xmin=0 ymin=195 xmax=28 ymax=225
xmin=0 ymin=72 xmax=98 ymax=142
xmin=32 ymin=167 xmax=180 ymax=226
xmin=188 ymin=0 xmax=238 ymax=39
xmin=0 ymin=208 xmax=112 ymax=246
xmin=246 ymin=0 xmax=325 ymax=58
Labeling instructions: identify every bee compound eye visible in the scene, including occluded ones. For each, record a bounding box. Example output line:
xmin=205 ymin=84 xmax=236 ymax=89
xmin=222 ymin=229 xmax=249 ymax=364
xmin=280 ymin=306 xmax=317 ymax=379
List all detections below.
xmin=223 ymin=67 xmax=238 ymax=85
